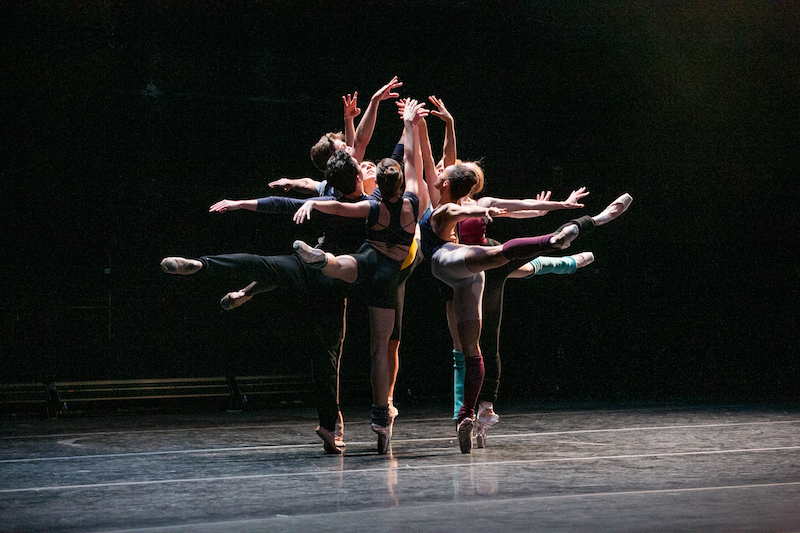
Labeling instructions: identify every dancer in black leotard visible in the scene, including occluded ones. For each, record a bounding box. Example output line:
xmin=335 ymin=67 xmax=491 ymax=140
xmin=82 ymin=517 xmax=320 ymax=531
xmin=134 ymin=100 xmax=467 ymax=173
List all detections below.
xmin=291 ymin=100 xmax=429 ymax=454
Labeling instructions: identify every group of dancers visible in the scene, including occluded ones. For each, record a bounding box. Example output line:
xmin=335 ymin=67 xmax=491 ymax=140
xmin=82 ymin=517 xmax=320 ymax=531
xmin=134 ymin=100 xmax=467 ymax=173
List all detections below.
xmin=161 ymin=77 xmax=633 ymax=454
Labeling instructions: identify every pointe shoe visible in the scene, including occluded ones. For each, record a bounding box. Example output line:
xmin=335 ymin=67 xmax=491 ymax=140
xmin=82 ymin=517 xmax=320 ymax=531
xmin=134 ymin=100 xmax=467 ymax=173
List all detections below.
xmin=593 ymin=193 xmax=633 ymax=226
xmin=293 ymin=240 xmax=327 ymax=268
xmin=220 ymin=290 xmax=253 ymax=311
xmin=572 ymin=252 xmax=595 ymax=269
xmin=334 ymin=413 xmax=345 ymax=448
xmin=160 ymin=257 xmax=202 ymax=275
xmin=316 ymin=426 xmax=342 ymax=455
xmin=475 ymin=401 xmax=500 ymax=449
xmin=550 ymin=224 xmax=580 ymax=250
xmin=371 ymin=423 xmax=391 ymax=455
xmin=457 ymin=417 xmax=474 ymax=454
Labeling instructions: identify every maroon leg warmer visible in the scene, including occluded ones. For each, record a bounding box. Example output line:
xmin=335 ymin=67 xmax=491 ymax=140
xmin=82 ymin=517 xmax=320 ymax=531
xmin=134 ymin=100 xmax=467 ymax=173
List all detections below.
xmin=458 ymin=355 xmax=485 ymax=422
xmin=501 ymin=235 xmax=556 ymax=260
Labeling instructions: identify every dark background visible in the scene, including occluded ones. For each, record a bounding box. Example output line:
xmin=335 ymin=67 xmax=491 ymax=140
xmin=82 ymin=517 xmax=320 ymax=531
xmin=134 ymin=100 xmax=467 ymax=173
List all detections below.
xmin=3 ymin=1 xmax=798 ymax=405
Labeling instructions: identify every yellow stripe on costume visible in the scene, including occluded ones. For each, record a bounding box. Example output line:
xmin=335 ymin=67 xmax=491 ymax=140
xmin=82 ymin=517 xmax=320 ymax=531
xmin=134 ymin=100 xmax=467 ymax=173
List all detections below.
xmin=401 ymin=238 xmax=418 ymax=270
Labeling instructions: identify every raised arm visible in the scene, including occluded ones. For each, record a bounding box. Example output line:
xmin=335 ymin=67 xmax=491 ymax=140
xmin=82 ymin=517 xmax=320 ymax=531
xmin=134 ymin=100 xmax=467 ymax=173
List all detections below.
xmin=351 ymin=76 xmax=403 ymax=162
xmin=401 ymin=99 xmax=429 ymax=204
xmin=429 ymin=95 xmax=457 ymax=168
xmin=293 ymin=199 xmax=372 ymax=225
xmin=417 ymin=117 xmax=439 ymax=208
xmin=342 ymin=92 xmax=360 ymax=148
xmin=398 ymin=98 xmax=439 ymax=207
xmin=412 ymin=120 xmax=432 ymax=210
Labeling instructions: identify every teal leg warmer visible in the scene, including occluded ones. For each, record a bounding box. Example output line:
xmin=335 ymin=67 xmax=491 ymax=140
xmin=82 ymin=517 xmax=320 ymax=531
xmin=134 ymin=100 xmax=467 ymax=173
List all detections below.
xmin=524 ymin=256 xmax=577 ymax=278
xmin=453 ymin=350 xmax=465 ymax=420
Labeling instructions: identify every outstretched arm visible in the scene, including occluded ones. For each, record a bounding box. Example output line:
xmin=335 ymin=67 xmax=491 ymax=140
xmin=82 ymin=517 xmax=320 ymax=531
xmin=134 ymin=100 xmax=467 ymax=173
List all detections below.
xmin=268 ymin=177 xmax=323 ymax=195
xmin=351 ymin=76 xmax=403 ymax=162
xmin=488 ymin=190 xmax=548 ymax=219
xmin=475 ymin=187 xmax=589 ymax=215
xmin=293 ymin=199 xmax=372 ymax=224
xmin=429 ymin=95 xmax=456 ymax=168
xmin=434 ymin=203 xmax=506 ymax=228
xmin=211 ymin=196 xmax=322 ymax=215
xmin=209 ymin=199 xmax=258 ymax=213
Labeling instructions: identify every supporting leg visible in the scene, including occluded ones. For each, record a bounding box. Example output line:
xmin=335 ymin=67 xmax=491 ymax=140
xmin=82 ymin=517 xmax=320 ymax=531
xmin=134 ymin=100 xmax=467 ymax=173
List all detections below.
xmin=456 ymin=317 xmax=485 ymax=454
xmin=311 ymin=295 xmax=347 ymax=454
xmin=369 ymin=306 xmax=395 ymax=455
xmin=387 ymin=339 xmax=400 ymax=419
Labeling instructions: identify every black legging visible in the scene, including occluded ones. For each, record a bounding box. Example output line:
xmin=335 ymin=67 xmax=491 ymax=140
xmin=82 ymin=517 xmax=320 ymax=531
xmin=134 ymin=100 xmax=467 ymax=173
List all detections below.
xmin=199 ymin=252 xmax=350 ymax=431
xmin=477 ymin=256 xmax=529 ymax=404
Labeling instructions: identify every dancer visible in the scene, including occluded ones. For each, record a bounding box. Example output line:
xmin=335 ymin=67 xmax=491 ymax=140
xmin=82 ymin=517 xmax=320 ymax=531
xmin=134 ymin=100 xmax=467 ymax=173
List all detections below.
xmin=161 ymin=151 xmax=369 ymax=455
xmin=291 ymin=99 xmax=430 ymax=453
xmin=213 ymin=134 xmax=408 ymax=452
xmin=411 ymin=97 xmax=604 ymax=447
xmin=420 ymin=161 xmax=632 ymax=452
xmin=451 ymin=186 xmax=600 ymax=449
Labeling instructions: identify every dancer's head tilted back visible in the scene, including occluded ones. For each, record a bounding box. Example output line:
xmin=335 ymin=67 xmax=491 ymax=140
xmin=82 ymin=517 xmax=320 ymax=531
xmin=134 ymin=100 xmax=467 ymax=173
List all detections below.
xmin=311 ymin=132 xmax=347 ymax=172
xmin=324 ymin=149 xmax=361 ymax=196
xmin=360 ymin=160 xmax=377 ymax=195
xmin=376 ymin=158 xmax=404 ymax=199
xmin=360 ymin=160 xmax=377 ymax=181
xmin=436 ymin=162 xmax=483 ymax=201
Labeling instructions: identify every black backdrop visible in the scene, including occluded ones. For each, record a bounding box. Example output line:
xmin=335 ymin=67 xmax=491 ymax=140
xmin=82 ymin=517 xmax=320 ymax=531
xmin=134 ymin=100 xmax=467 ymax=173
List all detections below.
xmin=3 ymin=1 xmax=798 ymax=403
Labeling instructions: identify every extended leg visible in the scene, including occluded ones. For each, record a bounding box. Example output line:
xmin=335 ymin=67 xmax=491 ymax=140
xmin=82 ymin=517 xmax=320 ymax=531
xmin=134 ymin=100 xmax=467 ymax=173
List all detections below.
xmin=507 ymin=252 xmax=595 ymax=280
xmin=549 ymin=193 xmax=633 ymax=250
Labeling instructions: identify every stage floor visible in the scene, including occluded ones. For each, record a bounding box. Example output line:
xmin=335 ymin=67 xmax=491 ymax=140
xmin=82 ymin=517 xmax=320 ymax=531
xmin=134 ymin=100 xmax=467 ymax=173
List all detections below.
xmin=2 ymin=402 xmax=799 ymax=532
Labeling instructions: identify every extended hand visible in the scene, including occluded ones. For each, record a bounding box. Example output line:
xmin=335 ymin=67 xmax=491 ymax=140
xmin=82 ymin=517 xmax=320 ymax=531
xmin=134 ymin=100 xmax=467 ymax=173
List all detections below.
xmin=563 ymin=187 xmax=590 ymax=209
xmin=209 ymin=199 xmax=240 ymax=213
xmin=373 ymin=76 xmax=403 ymax=102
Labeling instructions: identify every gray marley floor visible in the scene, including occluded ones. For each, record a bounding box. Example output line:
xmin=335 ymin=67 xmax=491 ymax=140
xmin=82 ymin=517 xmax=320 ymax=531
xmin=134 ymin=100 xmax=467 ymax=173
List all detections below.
xmin=2 ymin=402 xmax=799 ymax=532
